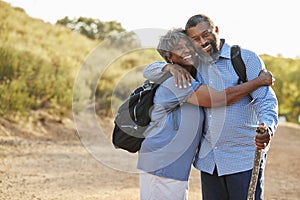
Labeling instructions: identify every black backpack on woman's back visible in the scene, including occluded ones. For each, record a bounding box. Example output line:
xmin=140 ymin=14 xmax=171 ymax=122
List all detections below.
xmin=112 ymin=73 xmax=171 ymax=153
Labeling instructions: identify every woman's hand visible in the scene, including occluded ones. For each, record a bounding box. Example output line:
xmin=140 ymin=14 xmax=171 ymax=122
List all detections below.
xmin=257 ymin=69 xmax=275 ymax=86
xmin=164 ymin=64 xmax=193 ymax=88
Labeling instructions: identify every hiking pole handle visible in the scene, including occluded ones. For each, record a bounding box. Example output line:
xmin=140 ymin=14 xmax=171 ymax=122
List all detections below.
xmin=247 ymin=124 xmax=268 ymax=200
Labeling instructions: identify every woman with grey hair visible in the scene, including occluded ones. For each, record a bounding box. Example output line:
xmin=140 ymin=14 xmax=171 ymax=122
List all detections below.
xmin=137 ymin=28 xmax=273 ymax=200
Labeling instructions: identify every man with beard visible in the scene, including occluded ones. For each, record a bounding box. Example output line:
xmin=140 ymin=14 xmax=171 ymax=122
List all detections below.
xmin=143 ymin=14 xmax=278 ymax=200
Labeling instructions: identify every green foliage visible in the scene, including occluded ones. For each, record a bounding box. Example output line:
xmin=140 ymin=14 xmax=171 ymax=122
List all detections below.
xmin=262 ymin=55 xmax=300 ymax=123
xmin=1 ymin=1 xmax=299 ymax=124
xmin=72 ymin=43 xmax=162 ymax=116
xmin=0 ymin=1 xmax=97 ymax=116
xmin=56 ymin=16 xmax=125 ymax=40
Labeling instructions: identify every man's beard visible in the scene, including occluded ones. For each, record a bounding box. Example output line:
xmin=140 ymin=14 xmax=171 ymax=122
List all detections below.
xmin=206 ymin=41 xmax=219 ymax=59
xmin=197 ymin=41 xmax=219 ymax=62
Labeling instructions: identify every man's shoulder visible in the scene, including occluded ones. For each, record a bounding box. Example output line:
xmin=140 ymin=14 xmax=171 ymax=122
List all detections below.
xmin=223 ymin=41 xmax=258 ymax=57
xmin=238 ymin=46 xmax=258 ymax=58
xmin=220 ymin=42 xmax=256 ymax=59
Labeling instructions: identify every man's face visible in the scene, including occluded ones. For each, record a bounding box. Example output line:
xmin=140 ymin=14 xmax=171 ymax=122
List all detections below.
xmin=186 ymin=21 xmax=219 ymax=57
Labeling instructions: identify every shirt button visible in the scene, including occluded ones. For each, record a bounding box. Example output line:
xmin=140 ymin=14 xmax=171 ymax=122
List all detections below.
xmin=214 ymin=146 xmax=218 ymax=149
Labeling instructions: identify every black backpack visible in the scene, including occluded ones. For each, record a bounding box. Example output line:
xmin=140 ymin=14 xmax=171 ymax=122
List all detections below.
xmin=112 ymin=73 xmax=171 ymax=153
xmin=112 ymin=46 xmax=246 ymax=153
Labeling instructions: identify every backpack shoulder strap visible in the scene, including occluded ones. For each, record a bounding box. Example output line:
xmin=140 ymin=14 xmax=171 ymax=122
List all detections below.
xmin=156 ymin=72 xmax=172 ymax=84
xmin=230 ymin=45 xmax=247 ymax=84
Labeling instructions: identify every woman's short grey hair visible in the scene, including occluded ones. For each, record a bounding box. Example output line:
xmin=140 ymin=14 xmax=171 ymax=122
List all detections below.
xmin=157 ymin=28 xmax=189 ymax=63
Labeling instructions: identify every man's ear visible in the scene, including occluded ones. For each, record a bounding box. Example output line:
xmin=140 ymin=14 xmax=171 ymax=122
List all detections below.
xmin=215 ymin=26 xmax=219 ymax=34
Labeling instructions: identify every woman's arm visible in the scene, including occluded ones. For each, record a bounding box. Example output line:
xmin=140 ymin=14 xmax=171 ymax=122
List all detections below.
xmin=187 ymin=70 xmax=274 ymax=107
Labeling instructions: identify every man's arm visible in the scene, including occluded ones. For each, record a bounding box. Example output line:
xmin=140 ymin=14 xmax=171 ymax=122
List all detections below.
xmin=246 ymin=52 xmax=278 ymax=135
xmin=242 ymin=51 xmax=278 ymax=149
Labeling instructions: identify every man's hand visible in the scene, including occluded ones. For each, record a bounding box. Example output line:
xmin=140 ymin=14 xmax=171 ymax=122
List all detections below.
xmin=258 ymin=69 xmax=275 ymax=86
xmin=163 ymin=64 xmax=193 ymax=88
xmin=255 ymin=123 xmax=271 ymax=150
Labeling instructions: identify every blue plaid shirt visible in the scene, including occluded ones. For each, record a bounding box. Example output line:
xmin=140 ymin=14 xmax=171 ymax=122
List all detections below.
xmin=143 ymin=41 xmax=278 ymax=176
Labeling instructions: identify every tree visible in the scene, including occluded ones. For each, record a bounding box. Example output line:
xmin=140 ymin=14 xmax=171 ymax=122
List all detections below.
xmin=56 ymin=16 xmax=126 ymax=40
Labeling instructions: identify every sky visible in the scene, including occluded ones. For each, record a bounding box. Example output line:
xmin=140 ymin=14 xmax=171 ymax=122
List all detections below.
xmin=3 ymin=0 xmax=300 ymax=58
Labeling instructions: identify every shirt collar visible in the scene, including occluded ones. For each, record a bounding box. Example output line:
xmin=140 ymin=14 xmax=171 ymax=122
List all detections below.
xmin=219 ymin=39 xmax=231 ymax=59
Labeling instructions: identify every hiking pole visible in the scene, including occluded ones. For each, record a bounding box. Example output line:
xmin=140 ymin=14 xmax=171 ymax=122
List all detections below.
xmin=247 ymin=123 xmax=268 ymax=200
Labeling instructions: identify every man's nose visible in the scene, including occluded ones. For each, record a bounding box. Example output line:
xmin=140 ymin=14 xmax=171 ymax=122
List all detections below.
xmin=199 ymin=36 xmax=207 ymax=45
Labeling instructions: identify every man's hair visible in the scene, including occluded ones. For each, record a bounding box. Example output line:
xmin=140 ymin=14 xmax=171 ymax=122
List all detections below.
xmin=185 ymin=14 xmax=215 ymax=30
xmin=157 ymin=28 xmax=190 ymax=63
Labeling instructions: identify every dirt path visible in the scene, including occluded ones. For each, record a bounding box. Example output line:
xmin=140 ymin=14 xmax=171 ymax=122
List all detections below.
xmin=0 ymin=119 xmax=299 ymax=200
